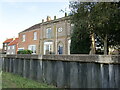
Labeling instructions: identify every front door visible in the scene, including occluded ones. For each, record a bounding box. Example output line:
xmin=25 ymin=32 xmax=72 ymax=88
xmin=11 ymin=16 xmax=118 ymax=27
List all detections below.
xmin=58 ymin=46 xmax=63 ymax=54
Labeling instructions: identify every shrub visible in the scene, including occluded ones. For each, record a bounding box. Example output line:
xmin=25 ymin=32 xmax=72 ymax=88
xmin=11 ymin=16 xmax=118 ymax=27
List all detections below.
xmin=17 ymin=50 xmax=33 ymax=54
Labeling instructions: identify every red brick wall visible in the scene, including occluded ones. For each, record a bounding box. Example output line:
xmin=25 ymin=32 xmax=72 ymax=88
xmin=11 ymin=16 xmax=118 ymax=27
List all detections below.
xmin=18 ymin=29 xmax=40 ymax=54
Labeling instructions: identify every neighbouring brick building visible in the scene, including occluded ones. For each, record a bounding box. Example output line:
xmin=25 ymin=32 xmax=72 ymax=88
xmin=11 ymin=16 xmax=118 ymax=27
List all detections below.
xmin=18 ymin=15 xmax=72 ymax=55
xmin=18 ymin=24 xmax=40 ymax=54
xmin=2 ymin=38 xmax=13 ymax=54
xmin=7 ymin=38 xmax=19 ymax=54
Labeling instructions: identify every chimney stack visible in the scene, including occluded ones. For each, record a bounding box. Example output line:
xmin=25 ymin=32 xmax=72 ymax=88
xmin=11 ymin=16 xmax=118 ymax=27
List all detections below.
xmin=42 ymin=19 xmax=44 ymax=23
xmin=65 ymin=13 xmax=67 ymax=17
xmin=54 ymin=16 xmax=56 ymax=20
xmin=47 ymin=16 xmax=51 ymax=21
xmin=13 ymin=36 xmax=15 ymax=40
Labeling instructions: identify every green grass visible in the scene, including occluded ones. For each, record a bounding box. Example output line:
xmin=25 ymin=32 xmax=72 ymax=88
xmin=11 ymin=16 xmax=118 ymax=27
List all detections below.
xmin=2 ymin=72 xmax=55 ymax=88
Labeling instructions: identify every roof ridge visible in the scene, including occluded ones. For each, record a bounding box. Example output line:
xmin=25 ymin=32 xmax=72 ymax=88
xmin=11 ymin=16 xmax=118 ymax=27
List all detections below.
xmin=3 ymin=38 xmax=13 ymax=43
xmin=19 ymin=16 xmax=70 ymax=33
xmin=8 ymin=38 xmax=19 ymax=46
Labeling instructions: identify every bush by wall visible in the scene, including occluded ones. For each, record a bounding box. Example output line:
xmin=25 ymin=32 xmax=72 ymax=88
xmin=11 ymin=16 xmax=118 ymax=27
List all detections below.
xmin=17 ymin=50 xmax=33 ymax=54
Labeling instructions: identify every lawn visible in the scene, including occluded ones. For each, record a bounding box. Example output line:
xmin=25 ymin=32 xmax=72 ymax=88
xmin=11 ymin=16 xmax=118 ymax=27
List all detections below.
xmin=2 ymin=72 xmax=55 ymax=88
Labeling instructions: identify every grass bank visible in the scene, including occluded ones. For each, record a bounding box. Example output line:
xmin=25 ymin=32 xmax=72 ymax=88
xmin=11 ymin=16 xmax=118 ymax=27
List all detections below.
xmin=2 ymin=72 xmax=55 ymax=88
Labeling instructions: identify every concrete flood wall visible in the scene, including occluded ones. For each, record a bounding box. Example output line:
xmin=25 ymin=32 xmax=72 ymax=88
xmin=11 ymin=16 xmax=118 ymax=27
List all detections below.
xmin=1 ymin=54 xmax=120 ymax=88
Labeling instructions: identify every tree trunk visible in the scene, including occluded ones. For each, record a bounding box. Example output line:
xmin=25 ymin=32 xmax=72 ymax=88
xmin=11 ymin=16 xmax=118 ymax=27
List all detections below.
xmin=89 ymin=33 xmax=96 ymax=55
xmin=104 ymin=35 xmax=108 ymax=55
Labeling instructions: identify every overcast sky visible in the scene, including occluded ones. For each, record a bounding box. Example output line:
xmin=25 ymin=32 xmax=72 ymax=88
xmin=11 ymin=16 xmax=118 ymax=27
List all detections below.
xmin=0 ymin=0 xmax=70 ymax=48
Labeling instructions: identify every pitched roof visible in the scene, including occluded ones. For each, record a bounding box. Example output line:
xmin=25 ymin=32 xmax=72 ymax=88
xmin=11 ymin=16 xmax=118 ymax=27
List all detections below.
xmin=8 ymin=38 xmax=19 ymax=46
xmin=3 ymin=38 xmax=13 ymax=43
xmin=20 ymin=23 xmax=41 ymax=33
xmin=19 ymin=16 xmax=70 ymax=33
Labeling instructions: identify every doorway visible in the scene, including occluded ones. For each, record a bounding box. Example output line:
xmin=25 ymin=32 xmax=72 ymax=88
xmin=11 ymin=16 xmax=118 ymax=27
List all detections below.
xmin=58 ymin=42 xmax=63 ymax=54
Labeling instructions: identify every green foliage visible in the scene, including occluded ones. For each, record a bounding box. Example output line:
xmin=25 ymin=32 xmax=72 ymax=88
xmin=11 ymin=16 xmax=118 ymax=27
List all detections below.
xmin=91 ymin=2 xmax=120 ymax=54
xmin=91 ymin=2 xmax=120 ymax=44
xmin=70 ymin=24 xmax=91 ymax=54
xmin=70 ymin=2 xmax=93 ymax=54
xmin=17 ymin=50 xmax=33 ymax=54
xmin=70 ymin=35 xmax=91 ymax=54
xmin=69 ymin=2 xmax=120 ymax=54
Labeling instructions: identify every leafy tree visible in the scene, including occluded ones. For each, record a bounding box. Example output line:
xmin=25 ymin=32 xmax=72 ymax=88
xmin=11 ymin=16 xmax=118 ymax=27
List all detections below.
xmin=91 ymin=2 xmax=120 ymax=54
xmin=70 ymin=24 xmax=91 ymax=54
xmin=70 ymin=2 xmax=95 ymax=54
xmin=70 ymin=1 xmax=120 ymax=54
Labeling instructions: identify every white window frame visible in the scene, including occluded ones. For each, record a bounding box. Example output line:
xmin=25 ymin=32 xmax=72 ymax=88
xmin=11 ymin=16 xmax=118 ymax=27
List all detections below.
xmin=7 ymin=52 xmax=10 ymax=54
xmin=58 ymin=27 xmax=63 ymax=32
xmin=4 ymin=43 xmax=7 ymax=46
xmin=18 ymin=48 xmax=24 ymax=51
xmin=28 ymin=45 xmax=36 ymax=54
xmin=33 ymin=32 xmax=37 ymax=40
xmin=68 ymin=39 xmax=71 ymax=55
xmin=22 ymin=34 xmax=26 ymax=42
xmin=44 ymin=42 xmax=53 ymax=55
xmin=46 ymin=28 xmax=52 ymax=38
xmin=4 ymin=47 xmax=7 ymax=50
xmin=11 ymin=52 xmax=14 ymax=54
xmin=8 ymin=46 xmax=10 ymax=50
xmin=12 ymin=46 xmax=14 ymax=49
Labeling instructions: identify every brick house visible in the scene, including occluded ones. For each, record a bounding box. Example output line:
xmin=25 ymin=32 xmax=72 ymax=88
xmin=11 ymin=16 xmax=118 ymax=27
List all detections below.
xmin=18 ymin=24 xmax=40 ymax=54
xmin=7 ymin=38 xmax=19 ymax=54
xmin=2 ymin=38 xmax=13 ymax=54
xmin=18 ymin=15 xmax=72 ymax=55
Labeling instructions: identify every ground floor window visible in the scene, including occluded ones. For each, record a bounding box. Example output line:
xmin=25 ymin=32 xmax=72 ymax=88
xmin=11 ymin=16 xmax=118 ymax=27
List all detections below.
xmin=44 ymin=41 xmax=53 ymax=54
xmin=18 ymin=48 xmax=24 ymax=51
xmin=28 ymin=45 xmax=36 ymax=54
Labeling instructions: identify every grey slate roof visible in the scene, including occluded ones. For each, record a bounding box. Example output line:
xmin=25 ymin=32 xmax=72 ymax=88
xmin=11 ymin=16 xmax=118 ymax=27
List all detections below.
xmin=19 ymin=16 xmax=70 ymax=34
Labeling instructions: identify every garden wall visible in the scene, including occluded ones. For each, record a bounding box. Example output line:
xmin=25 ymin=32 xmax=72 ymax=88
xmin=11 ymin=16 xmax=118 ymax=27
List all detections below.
xmin=1 ymin=54 xmax=120 ymax=88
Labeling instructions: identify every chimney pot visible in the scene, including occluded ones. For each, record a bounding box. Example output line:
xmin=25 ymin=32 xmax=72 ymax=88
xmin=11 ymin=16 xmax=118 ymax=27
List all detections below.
xmin=47 ymin=16 xmax=51 ymax=21
xmin=54 ymin=16 xmax=56 ymax=20
xmin=13 ymin=36 xmax=15 ymax=40
xmin=65 ymin=13 xmax=67 ymax=17
xmin=42 ymin=19 xmax=44 ymax=23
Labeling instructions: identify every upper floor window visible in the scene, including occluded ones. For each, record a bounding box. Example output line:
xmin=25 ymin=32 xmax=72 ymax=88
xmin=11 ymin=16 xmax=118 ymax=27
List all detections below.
xmin=70 ymin=24 xmax=74 ymax=34
xmin=58 ymin=27 xmax=63 ymax=33
xmin=18 ymin=48 xmax=24 ymax=51
xmin=46 ymin=28 xmax=52 ymax=38
xmin=4 ymin=43 xmax=7 ymax=46
xmin=12 ymin=46 xmax=14 ymax=49
xmin=7 ymin=52 xmax=10 ymax=54
xmin=33 ymin=32 xmax=37 ymax=40
xmin=8 ymin=46 xmax=10 ymax=50
xmin=4 ymin=47 xmax=7 ymax=50
xmin=71 ymin=24 xmax=74 ymax=27
xmin=22 ymin=35 xmax=26 ymax=42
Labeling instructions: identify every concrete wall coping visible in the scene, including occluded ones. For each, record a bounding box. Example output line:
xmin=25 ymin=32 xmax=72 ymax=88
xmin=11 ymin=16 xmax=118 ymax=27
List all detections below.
xmin=1 ymin=54 xmax=120 ymax=64
xmin=0 ymin=54 xmax=6 ymax=57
